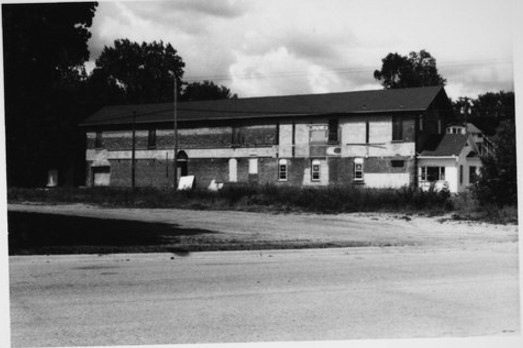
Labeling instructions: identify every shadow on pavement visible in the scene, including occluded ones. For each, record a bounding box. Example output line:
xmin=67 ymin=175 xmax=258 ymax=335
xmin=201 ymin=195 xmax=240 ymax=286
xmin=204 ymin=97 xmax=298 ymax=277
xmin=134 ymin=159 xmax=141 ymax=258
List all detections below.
xmin=8 ymin=211 xmax=217 ymax=255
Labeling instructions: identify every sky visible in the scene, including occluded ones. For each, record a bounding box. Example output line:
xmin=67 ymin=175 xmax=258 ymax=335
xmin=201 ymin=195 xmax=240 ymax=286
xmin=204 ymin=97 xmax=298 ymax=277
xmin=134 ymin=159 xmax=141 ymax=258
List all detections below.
xmin=9 ymin=0 xmax=499 ymax=101
xmin=85 ymin=0 xmax=516 ymax=101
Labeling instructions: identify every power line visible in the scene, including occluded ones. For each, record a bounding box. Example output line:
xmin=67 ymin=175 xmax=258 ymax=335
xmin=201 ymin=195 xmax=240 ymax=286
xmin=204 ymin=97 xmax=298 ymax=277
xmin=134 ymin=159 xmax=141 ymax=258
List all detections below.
xmin=183 ymin=58 xmax=513 ymax=83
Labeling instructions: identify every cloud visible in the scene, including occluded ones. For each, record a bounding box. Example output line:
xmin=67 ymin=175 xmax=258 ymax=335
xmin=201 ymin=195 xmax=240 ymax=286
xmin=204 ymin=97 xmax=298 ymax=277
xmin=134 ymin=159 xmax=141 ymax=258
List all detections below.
xmin=86 ymin=0 xmax=514 ymax=99
xmin=229 ymin=46 xmax=359 ymax=97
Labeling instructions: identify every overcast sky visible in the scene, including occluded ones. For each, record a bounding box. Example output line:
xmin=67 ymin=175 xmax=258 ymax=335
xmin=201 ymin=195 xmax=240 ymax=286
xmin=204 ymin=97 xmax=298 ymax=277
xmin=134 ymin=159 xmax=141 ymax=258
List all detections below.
xmin=87 ymin=0 xmax=515 ymax=100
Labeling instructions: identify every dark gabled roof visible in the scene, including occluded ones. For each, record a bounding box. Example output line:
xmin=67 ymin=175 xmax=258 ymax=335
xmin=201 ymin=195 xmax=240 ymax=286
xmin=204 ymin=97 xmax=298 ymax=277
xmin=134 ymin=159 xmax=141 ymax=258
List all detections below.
xmin=420 ymin=134 xmax=469 ymax=157
xmin=81 ymin=86 xmax=446 ymax=127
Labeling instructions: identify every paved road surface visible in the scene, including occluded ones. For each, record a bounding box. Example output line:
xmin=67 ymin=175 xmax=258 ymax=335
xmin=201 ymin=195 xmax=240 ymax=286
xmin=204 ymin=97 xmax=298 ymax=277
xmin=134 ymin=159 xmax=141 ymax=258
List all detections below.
xmin=9 ymin=243 xmax=519 ymax=347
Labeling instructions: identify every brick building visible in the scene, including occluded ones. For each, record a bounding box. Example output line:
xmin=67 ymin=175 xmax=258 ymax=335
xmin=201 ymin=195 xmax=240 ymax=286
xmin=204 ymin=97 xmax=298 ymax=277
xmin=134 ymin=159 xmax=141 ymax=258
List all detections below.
xmin=81 ymin=86 xmax=475 ymax=191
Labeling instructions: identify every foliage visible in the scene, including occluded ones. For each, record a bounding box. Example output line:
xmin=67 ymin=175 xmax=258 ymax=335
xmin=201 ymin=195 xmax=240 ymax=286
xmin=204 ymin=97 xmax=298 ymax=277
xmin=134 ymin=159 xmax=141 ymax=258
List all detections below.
xmin=2 ymin=2 xmax=98 ymax=187
xmin=182 ymin=80 xmax=237 ymax=101
xmin=451 ymin=91 xmax=515 ymax=135
xmin=473 ymin=119 xmax=517 ymax=206
xmin=90 ymin=39 xmax=185 ymax=104
xmin=8 ymin=184 xmax=454 ymax=215
xmin=374 ymin=50 xmax=446 ymax=89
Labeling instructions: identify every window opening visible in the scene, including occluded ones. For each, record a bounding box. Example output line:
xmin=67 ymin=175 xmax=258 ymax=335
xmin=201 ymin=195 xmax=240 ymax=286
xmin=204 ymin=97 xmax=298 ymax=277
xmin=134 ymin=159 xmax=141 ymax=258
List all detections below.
xmin=311 ymin=159 xmax=321 ymax=181
xmin=278 ymin=159 xmax=288 ymax=181
xmin=392 ymin=116 xmax=403 ymax=141
xmin=420 ymin=166 xmax=445 ymax=182
xmin=148 ymin=129 xmax=157 ymax=149
xmin=328 ymin=119 xmax=339 ymax=143
xmin=95 ymin=131 xmax=102 ymax=148
xmin=354 ymin=158 xmax=364 ymax=181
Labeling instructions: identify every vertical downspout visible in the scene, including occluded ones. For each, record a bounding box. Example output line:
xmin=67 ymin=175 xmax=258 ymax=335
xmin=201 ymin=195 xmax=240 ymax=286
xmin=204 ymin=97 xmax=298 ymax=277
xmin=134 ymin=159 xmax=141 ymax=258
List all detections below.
xmin=131 ymin=111 xmax=136 ymax=189
xmin=413 ymin=113 xmax=420 ymax=189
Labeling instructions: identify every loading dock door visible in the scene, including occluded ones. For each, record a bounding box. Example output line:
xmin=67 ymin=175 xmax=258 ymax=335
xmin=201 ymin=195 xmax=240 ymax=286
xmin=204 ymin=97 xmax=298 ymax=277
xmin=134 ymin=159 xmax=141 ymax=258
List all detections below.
xmin=92 ymin=166 xmax=110 ymax=186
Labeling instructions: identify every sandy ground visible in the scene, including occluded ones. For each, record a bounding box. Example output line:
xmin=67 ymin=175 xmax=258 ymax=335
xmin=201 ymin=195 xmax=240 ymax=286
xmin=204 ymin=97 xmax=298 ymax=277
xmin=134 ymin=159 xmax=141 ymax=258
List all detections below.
xmin=7 ymin=203 xmax=518 ymax=249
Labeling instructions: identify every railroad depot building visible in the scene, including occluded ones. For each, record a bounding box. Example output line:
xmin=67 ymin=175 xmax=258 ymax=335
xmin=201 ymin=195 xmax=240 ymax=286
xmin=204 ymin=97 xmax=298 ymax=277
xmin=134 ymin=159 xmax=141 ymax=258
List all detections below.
xmin=81 ymin=86 xmax=482 ymax=193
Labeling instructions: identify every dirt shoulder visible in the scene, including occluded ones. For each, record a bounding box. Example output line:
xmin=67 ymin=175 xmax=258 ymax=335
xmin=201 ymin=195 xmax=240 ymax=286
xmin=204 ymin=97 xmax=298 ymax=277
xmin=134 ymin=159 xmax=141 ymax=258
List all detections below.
xmin=8 ymin=203 xmax=518 ymax=255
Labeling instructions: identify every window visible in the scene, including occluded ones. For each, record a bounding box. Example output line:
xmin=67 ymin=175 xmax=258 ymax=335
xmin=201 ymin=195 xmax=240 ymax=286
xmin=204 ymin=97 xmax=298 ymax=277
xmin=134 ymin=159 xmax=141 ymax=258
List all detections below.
xmin=392 ymin=116 xmax=403 ymax=141
xmin=459 ymin=165 xmax=464 ymax=184
xmin=365 ymin=121 xmax=370 ymax=144
xmin=147 ymin=129 xmax=157 ymax=149
xmin=328 ymin=119 xmax=339 ymax=143
xmin=469 ymin=166 xmax=478 ymax=184
xmin=278 ymin=159 xmax=288 ymax=181
xmin=420 ymin=166 xmax=445 ymax=182
xmin=95 ymin=131 xmax=103 ymax=148
xmin=311 ymin=159 xmax=321 ymax=181
xmin=354 ymin=158 xmax=364 ymax=181
xmin=391 ymin=160 xmax=404 ymax=168
xmin=232 ymin=125 xmax=242 ymax=145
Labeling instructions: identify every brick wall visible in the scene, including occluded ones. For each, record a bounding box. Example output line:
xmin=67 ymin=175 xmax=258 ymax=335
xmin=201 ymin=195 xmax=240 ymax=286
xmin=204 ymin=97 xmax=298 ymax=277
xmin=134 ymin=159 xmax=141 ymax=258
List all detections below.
xmin=87 ymin=123 xmax=278 ymax=151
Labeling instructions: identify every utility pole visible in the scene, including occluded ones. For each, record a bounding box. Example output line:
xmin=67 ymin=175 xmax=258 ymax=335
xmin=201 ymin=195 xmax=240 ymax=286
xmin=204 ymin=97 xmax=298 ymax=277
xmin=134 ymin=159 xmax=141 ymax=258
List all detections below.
xmin=131 ymin=111 xmax=136 ymax=189
xmin=173 ymin=75 xmax=178 ymax=188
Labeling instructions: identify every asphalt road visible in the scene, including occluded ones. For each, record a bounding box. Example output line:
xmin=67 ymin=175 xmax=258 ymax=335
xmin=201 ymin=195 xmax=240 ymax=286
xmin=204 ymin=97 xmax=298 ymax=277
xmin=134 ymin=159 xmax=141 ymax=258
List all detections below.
xmin=9 ymin=243 xmax=520 ymax=347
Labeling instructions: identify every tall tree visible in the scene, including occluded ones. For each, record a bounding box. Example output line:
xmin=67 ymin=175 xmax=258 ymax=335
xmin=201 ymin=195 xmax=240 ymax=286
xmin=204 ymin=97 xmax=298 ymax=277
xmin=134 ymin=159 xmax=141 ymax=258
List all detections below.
xmin=2 ymin=2 xmax=98 ymax=187
xmin=473 ymin=119 xmax=517 ymax=207
xmin=374 ymin=50 xmax=446 ymax=89
xmin=182 ymin=80 xmax=237 ymax=101
xmin=90 ymin=39 xmax=185 ymax=104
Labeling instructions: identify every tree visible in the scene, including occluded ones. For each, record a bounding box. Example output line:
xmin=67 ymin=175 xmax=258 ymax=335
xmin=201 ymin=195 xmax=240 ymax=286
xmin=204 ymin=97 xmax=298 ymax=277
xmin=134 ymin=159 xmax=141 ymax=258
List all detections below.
xmin=90 ymin=39 xmax=185 ymax=104
xmin=2 ymin=2 xmax=98 ymax=187
xmin=182 ymin=80 xmax=237 ymax=101
xmin=374 ymin=50 xmax=446 ymax=89
xmin=473 ymin=119 xmax=517 ymax=206
xmin=451 ymin=91 xmax=515 ymax=135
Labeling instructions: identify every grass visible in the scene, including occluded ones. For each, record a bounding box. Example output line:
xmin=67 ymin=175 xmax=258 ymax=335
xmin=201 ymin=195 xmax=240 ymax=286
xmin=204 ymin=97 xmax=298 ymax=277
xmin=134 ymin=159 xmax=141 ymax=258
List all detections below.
xmin=8 ymin=184 xmax=453 ymax=212
xmin=7 ymin=184 xmax=517 ymax=223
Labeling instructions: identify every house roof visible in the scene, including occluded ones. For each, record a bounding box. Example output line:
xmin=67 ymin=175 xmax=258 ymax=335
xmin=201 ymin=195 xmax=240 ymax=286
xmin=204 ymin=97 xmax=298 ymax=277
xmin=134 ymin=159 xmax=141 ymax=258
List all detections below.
xmin=420 ymin=134 xmax=470 ymax=157
xmin=81 ymin=86 xmax=447 ymax=127
xmin=466 ymin=123 xmax=482 ymax=134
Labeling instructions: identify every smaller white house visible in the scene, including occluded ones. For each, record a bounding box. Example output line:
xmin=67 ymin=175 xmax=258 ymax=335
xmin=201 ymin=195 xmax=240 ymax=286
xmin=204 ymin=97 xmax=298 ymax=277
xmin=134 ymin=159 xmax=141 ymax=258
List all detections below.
xmin=418 ymin=132 xmax=482 ymax=193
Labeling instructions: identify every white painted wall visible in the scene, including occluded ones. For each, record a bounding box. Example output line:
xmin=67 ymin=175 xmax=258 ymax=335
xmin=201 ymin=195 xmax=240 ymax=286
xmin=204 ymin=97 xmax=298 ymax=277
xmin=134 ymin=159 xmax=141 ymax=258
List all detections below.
xmin=364 ymin=173 xmax=410 ymax=188
xmin=86 ymin=147 xmax=278 ymax=160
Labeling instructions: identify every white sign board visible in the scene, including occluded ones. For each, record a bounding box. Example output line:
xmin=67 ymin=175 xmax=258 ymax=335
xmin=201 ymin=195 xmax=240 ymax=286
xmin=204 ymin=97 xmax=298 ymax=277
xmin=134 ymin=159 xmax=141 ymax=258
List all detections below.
xmin=177 ymin=175 xmax=194 ymax=190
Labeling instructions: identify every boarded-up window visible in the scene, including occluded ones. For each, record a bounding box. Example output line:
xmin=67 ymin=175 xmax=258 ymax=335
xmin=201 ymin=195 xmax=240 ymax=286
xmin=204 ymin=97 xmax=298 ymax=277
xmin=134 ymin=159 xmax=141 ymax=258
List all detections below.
xmin=249 ymin=158 xmax=258 ymax=174
xmin=229 ymin=158 xmax=237 ymax=182
xmin=392 ymin=116 xmax=403 ymax=141
xmin=310 ymin=125 xmax=328 ymax=144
